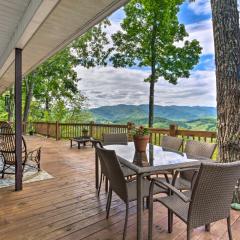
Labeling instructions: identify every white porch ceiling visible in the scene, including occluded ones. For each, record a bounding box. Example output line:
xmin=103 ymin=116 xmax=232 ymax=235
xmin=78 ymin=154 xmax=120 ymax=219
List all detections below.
xmin=0 ymin=0 xmax=30 ymax=57
xmin=0 ymin=0 xmax=128 ymax=93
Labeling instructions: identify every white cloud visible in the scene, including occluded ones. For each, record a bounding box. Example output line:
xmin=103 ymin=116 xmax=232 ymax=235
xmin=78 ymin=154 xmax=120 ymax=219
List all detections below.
xmin=188 ymin=0 xmax=211 ymax=15
xmin=76 ymin=66 xmax=216 ymax=108
xmin=108 ymin=12 xmax=215 ymax=56
xmin=185 ymin=19 xmax=214 ymax=55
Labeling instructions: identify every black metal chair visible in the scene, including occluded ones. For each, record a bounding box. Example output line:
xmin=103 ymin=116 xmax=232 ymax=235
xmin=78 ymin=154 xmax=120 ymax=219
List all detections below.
xmin=0 ymin=122 xmax=41 ymax=178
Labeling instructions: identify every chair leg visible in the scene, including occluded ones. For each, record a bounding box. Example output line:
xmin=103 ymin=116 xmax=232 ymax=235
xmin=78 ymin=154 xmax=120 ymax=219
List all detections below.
xmin=168 ymin=209 xmax=173 ymax=233
xmin=105 ymin=177 xmax=109 ymax=192
xmin=97 ymin=173 xmax=103 ymax=196
xmin=123 ymin=203 xmax=129 ymax=240
xmin=187 ymin=225 xmax=191 ymax=240
xmin=148 ymin=182 xmax=154 ymax=240
xmin=2 ymin=163 xmax=5 ymax=178
xmin=37 ymin=162 xmax=41 ymax=171
xmin=106 ymin=186 xmax=111 ymax=210
xmin=205 ymin=223 xmax=211 ymax=232
xmin=227 ymin=216 xmax=233 ymax=240
xmin=106 ymin=188 xmax=112 ymax=219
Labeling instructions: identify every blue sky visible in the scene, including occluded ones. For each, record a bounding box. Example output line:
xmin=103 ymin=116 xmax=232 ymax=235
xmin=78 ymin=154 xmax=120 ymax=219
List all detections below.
xmin=77 ymin=0 xmax=217 ymax=108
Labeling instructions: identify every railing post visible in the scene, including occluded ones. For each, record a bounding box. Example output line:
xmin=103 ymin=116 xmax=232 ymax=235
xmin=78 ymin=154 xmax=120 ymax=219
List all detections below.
xmin=127 ymin=122 xmax=134 ymax=141
xmin=56 ymin=121 xmax=60 ymax=141
xmin=169 ymin=124 xmax=177 ymax=137
xmin=47 ymin=122 xmax=50 ymax=138
xmin=22 ymin=122 xmax=26 ymax=134
xmin=89 ymin=121 xmax=94 ymax=137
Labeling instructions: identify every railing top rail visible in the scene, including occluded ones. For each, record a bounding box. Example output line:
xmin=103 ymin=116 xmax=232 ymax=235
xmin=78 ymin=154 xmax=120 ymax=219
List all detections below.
xmin=149 ymin=128 xmax=169 ymax=132
xmin=33 ymin=122 xmax=128 ymax=128
xmin=176 ymin=129 xmax=216 ymax=138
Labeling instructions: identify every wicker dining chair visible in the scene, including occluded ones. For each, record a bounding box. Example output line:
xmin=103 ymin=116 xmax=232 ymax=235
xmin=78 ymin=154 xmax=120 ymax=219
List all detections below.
xmin=151 ymin=136 xmax=183 ymax=182
xmin=148 ymin=161 xmax=240 ymax=240
xmin=170 ymin=140 xmax=217 ymax=191
xmin=185 ymin=140 xmax=217 ymax=159
xmin=96 ymin=146 xmax=167 ymax=240
xmin=161 ymin=135 xmax=183 ymax=152
xmin=102 ymin=133 xmax=128 ymax=145
xmin=92 ymin=139 xmax=135 ymax=196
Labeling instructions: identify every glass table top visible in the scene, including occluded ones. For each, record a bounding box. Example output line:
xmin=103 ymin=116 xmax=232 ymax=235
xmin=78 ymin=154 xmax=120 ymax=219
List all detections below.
xmin=105 ymin=142 xmax=206 ymax=173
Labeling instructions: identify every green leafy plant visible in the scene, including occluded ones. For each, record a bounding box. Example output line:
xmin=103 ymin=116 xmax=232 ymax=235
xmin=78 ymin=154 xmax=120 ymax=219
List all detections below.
xmin=131 ymin=126 xmax=149 ymax=137
xmin=110 ymin=0 xmax=202 ymax=127
xmin=82 ymin=128 xmax=88 ymax=133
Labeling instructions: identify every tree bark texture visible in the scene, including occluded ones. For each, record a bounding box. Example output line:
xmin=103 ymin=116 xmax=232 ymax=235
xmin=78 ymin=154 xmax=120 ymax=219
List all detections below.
xmin=148 ymin=16 xmax=157 ymax=128
xmin=8 ymin=87 xmax=14 ymax=122
xmin=149 ymin=81 xmax=155 ymax=127
xmin=23 ymin=80 xmax=34 ymax=122
xmin=211 ymin=0 xmax=240 ymax=162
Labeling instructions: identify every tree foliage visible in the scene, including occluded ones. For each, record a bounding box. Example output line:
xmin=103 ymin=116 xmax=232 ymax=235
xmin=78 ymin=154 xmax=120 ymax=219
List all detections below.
xmin=21 ymin=19 xmax=111 ymax=123
xmin=111 ymin=0 xmax=202 ymax=126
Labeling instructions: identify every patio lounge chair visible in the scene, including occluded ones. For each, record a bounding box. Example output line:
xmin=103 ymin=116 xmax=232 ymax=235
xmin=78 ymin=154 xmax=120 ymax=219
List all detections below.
xmin=96 ymin=146 xmax=167 ymax=240
xmin=161 ymin=135 xmax=183 ymax=151
xmin=148 ymin=161 xmax=240 ymax=240
xmin=0 ymin=122 xmax=41 ymax=178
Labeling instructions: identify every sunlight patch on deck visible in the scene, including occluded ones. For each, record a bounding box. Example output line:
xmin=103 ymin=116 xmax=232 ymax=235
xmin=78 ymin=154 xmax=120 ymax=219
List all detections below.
xmin=0 ymin=162 xmax=53 ymax=188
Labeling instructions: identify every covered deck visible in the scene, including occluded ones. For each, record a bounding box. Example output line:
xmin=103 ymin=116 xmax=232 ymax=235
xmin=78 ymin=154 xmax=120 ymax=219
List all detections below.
xmin=0 ymin=136 xmax=239 ymax=240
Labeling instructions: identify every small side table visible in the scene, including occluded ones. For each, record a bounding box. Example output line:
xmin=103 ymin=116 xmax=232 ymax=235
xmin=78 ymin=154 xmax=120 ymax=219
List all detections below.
xmin=70 ymin=137 xmax=91 ymax=149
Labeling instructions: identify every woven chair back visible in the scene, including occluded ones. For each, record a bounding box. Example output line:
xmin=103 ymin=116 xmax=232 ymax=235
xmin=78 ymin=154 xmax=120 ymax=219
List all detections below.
xmin=189 ymin=162 xmax=240 ymax=228
xmin=161 ymin=135 xmax=183 ymax=151
xmin=96 ymin=147 xmax=128 ymax=202
xmin=102 ymin=133 xmax=128 ymax=145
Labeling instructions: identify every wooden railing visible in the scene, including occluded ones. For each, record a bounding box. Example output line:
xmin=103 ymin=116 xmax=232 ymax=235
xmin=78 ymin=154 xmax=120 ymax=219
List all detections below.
xmin=0 ymin=120 xmax=218 ymax=159
xmin=31 ymin=122 xmax=217 ymax=145
xmin=32 ymin=122 xmax=129 ymax=141
xmin=0 ymin=120 xmax=217 ymax=146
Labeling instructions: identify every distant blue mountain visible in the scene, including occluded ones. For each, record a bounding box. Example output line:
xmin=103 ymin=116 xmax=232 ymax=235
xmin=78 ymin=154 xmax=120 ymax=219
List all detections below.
xmin=90 ymin=104 xmax=216 ymax=122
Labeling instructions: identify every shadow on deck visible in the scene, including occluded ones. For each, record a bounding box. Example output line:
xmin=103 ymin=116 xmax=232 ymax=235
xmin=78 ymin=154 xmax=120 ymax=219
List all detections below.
xmin=0 ymin=135 xmax=239 ymax=240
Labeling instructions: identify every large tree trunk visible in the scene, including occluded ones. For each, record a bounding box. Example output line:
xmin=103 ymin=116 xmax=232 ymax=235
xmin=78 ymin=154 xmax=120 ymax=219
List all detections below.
xmin=148 ymin=16 xmax=157 ymax=128
xmin=7 ymin=87 xmax=14 ymax=122
xmin=148 ymin=81 xmax=155 ymax=127
xmin=45 ymin=97 xmax=49 ymax=111
xmin=211 ymin=0 xmax=240 ymax=162
xmin=23 ymin=80 xmax=34 ymax=122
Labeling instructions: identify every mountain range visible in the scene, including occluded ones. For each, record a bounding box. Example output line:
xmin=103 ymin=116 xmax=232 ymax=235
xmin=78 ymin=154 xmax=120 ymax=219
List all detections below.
xmin=90 ymin=104 xmax=217 ymax=131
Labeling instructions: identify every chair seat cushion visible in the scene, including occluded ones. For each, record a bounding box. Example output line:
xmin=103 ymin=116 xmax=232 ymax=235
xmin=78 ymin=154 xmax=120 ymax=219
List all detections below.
xmin=127 ymin=179 xmax=167 ymax=202
xmin=155 ymin=176 xmax=192 ymax=191
xmin=157 ymin=192 xmax=191 ymax=223
xmin=122 ymin=165 xmax=136 ymax=177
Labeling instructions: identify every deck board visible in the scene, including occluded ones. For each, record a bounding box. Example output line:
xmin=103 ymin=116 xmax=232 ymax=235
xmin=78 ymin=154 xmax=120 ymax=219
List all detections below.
xmin=0 ymin=136 xmax=239 ymax=240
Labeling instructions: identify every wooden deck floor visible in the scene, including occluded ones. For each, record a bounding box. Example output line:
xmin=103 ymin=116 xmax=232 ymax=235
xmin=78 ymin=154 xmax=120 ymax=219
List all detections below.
xmin=0 ymin=136 xmax=239 ymax=240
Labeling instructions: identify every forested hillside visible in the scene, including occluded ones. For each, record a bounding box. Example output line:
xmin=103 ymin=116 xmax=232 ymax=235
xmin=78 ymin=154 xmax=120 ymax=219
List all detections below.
xmin=90 ymin=104 xmax=216 ymax=131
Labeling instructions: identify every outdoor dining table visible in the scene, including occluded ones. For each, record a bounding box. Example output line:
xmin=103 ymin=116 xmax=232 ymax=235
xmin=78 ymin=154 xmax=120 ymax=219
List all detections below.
xmin=96 ymin=142 xmax=209 ymax=240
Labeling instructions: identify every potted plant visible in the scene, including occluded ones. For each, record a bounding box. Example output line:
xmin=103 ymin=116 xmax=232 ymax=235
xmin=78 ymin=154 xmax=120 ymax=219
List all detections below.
xmin=231 ymin=179 xmax=240 ymax=210
xmin=82 ymin=128 xmax=89 ymax=137
xmin=131 ymin=126 xmax=150 ymax=152
xmin=28 ymin=122 xmax=34 ymax=136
